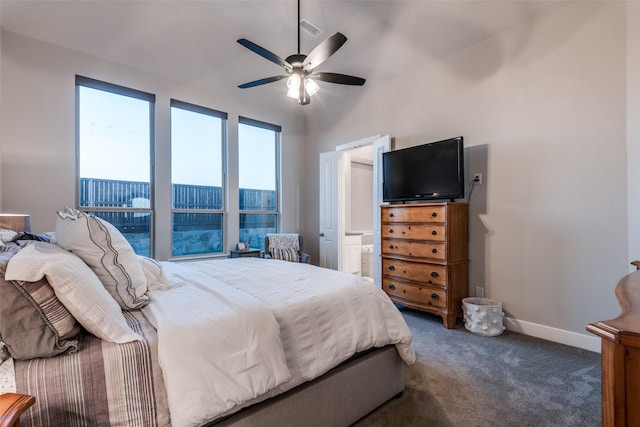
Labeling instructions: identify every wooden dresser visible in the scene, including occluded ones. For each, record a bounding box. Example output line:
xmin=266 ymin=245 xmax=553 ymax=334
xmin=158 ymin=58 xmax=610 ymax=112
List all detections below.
xmin=586 ymin=262 xmax=640 ymax=427
xmin=381 ymin=202 xmax=468 ymax=329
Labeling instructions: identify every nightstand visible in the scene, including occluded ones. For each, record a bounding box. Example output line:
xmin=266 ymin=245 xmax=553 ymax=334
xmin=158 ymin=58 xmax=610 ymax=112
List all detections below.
xmin=229 ymin=249 xmax=262 ymax=258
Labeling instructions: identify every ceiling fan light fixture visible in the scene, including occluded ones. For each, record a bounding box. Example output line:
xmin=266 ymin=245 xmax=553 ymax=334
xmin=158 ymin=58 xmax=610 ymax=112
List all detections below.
xmin=287 ymin=74 xmax=301 ymax=98
xmin=236 ymin=0 xmax=365 ymax=106
xmin=304 ymin=78 xmax=319 ymax=97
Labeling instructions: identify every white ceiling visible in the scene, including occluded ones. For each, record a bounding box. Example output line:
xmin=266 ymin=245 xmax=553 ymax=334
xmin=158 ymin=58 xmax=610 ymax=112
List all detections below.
xmin=0 ymin=0 xmax=569 ymax=108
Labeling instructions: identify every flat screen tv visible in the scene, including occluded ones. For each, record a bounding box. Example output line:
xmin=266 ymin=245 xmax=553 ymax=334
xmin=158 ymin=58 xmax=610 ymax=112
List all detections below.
xmin=382 ymin=136 xmax=464 ymax=202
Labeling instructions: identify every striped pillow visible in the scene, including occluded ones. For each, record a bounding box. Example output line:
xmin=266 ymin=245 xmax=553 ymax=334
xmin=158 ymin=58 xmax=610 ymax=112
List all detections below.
xmin=55 ymin=208 xmax=150 ymax=310
xmin=270 ymin=247 xmax=300 ymax=262
xmin=5 ymin=242 xmax=141 ymax=343
xmin=0 ymin=244 xmax=80 ymax=360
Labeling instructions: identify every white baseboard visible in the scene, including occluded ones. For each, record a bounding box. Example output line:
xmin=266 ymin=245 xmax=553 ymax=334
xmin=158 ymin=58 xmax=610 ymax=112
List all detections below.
xmin=503 ymin=317 xmax=601 ymax=353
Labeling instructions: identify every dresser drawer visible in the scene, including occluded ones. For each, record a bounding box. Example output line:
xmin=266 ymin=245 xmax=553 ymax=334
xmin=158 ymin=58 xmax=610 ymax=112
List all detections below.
xmin=382 ymin=258 xmax=448 ymax=286
xmin=382 ymin=239 xmax=446 ymax=261
xmin=382 ymin=205 xmax=446 ymax=224
xmin=383 ymin=278 xmax=447 ymax=309
xmin=382 ymin=224 xmax=445 ymax=241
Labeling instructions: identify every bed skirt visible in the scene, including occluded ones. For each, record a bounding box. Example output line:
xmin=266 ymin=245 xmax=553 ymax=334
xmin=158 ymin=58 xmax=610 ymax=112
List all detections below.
xmin=210 ymin=345 xmax=404 ymax=427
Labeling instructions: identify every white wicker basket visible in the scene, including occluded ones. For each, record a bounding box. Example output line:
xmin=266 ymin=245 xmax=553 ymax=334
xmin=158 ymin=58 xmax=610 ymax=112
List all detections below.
xmin=462 ymin=297 xmax=505 ymax=337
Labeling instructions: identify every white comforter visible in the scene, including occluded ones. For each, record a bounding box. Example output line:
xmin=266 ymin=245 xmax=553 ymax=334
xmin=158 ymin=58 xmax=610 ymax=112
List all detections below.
xmin=147 ymin=258 xmax=416 ymax=427
xmin=141 ymin=263 xmax=290 ymax=427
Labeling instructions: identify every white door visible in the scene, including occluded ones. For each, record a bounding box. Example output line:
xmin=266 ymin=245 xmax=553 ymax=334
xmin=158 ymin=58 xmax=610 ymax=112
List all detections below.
xmin=319 ymin=151 xmax=341 ymax=270
xmin=372 ymin=135 xmax=390 ymax=285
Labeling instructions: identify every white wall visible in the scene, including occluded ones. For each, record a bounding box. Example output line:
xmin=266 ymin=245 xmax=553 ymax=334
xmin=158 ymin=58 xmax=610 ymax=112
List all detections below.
xmin=0 ymin=31 xmax=306 ymax=260
xmin=305 ymin=1 xmax=630 ymax=342
xmin=349 ymin=160 xmax=373 ymax=232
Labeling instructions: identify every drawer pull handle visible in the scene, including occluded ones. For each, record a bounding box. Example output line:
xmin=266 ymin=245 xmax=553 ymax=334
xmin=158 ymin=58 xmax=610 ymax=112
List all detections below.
xmin=431 ymin=272 xmax=439 ymax=278
xmin=389 ymin=213 xmax=395 ymax=218
xmin=431 ymin=212 xmax=437 ymax=218
xmin=389 ymin=284 xmax=396 ymax=290
xmin=432 ymin=248 xmax=438 ymax=254
xmin=389 ymin=228 xmax=394 ymax=233
xmin=431 ymin=293 xmax=439 ymax=300
xmin=389 ymin=244 xmax=394 ymax=249
xmin=389 ymin=265 xmax=395 ymax=271
xmin=432 ymin=230 xmax=437 ymax=236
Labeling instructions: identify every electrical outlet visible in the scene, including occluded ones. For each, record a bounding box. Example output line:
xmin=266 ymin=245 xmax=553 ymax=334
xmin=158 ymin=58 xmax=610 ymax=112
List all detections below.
xmin=473 ymin=173 xmax=483 ymax=185
xmin=476 ymin=286 xmax=484 ymax=298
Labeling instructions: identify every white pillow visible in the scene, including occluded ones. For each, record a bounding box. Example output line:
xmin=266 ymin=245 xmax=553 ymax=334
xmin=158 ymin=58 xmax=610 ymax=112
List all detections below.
xmin=5 ymin=241 xmax=141 ymax=343
xmin=0 ymin=229 xmax=17 ymax=244
xmin=137 ymin=255 xmax=172 ymax=291
xmin=55 ymin=208 xmax=150 ymax=310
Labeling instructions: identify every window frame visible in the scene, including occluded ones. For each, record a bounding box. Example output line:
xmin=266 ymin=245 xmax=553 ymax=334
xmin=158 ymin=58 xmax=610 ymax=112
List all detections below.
xmin=75 ymin=75 xmax=156 ymax=257
xmin=74 ymin=77 xmax=286 ymax=259
xmin=238 ymin=116 xmax=281 ymax=250
xmin=170 ymin=99 xmax=228 ymax=258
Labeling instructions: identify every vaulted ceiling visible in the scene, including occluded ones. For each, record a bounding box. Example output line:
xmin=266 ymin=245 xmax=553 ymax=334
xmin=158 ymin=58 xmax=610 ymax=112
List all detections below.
xmin=1 ymin=0 xmax=569 ymax=109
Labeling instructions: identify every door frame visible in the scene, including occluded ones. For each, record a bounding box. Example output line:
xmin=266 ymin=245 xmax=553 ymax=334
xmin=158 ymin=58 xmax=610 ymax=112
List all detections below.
xmin=320 ymin=135 xmax=390 ymax=284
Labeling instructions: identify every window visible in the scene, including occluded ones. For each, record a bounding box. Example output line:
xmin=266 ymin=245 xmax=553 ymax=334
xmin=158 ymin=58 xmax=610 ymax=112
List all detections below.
xmin=76 ymin=77 xmax=279 ymax=259
xmin=76 ymin=76 xmax=154 ymax=257
xmin=171 ymin=100 xmax=227 ymax=257
xmin=238 ymin=117 xmax=280 ymax=250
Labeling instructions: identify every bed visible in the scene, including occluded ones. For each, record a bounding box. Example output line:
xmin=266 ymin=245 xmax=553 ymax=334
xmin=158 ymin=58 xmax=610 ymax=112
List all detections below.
xmin=0 ymin=210 xmax=415 ymax=427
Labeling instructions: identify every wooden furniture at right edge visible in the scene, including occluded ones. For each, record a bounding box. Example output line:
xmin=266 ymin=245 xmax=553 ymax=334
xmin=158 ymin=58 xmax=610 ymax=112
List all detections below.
xmin=586 ymin=261 xmax=640 ymax=427
xmin=381 ymin=202 xmax=468 ymax=329
xmin=0 ymin=393 xmax=35 ymax=427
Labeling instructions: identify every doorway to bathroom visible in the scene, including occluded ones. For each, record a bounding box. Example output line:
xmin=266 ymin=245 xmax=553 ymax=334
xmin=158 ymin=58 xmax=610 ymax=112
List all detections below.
xmin=318 ymin=135 xmax=390 ymax=285
xmin=344 ymin=145 xmax=375 ymax=281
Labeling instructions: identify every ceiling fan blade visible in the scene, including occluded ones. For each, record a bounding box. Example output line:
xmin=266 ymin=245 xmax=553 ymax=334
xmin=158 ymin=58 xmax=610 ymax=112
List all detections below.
xmin=302 ymin=32 xmax=347 ymax=70
xmin=237 ymin=39 xmax=292 ymax=71
xmin=312 ymin=72 xmax=366 ymax=86
xmin=238 ymin=75 xmax=288 ymax=89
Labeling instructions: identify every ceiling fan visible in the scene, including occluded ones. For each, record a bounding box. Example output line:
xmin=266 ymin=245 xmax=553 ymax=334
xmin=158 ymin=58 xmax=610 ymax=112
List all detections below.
xmin=237 ymin=0 xmax=366 ymax=105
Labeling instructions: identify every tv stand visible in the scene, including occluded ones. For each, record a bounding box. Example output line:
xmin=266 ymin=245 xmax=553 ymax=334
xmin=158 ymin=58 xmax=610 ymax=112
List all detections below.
xmin=381 ymin=202 xmax=469 ymax=328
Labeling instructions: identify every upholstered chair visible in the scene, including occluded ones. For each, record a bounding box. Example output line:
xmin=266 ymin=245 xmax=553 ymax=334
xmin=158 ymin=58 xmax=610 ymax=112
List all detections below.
xmin=264 ymin=234 xmax=310 ymax=264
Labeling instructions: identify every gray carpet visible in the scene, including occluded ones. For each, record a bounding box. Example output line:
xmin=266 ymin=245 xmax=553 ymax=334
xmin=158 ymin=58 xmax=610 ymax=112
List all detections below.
xmin=354 ymin=308 xmax=601 ymax=427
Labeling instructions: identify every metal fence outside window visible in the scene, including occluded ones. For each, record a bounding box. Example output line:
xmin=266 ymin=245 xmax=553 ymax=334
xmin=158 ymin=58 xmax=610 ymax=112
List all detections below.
xmin=80 ymin=178 xmax=276 ymax=254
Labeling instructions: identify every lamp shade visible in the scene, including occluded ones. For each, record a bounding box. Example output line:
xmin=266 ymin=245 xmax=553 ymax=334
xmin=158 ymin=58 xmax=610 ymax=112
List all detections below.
xmin=287 ymin=74 xmax=301 ymax=99
xmin=304 ymin=78 xmax=319 ymax=97
xmin=0 ymin=214 xmax=32 ymax=232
